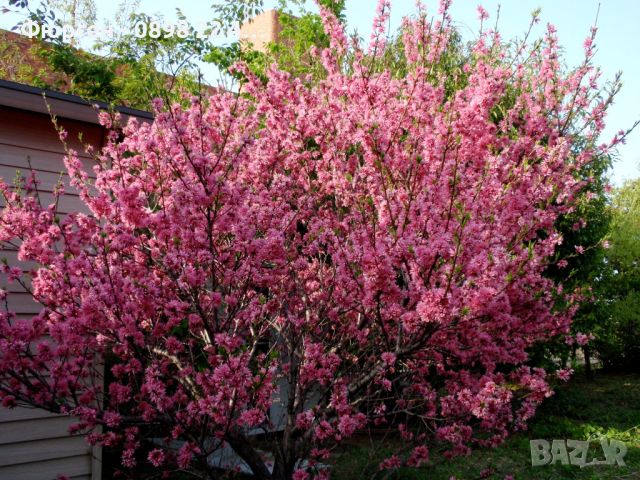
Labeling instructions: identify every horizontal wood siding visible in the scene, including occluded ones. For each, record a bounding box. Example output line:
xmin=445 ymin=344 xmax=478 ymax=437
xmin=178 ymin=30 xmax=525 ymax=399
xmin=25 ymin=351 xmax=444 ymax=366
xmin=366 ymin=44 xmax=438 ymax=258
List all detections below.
xmin=0 ymin=455 xmax=92 ymax=480
xmin=0 ymin=435 xmax=90 ymax=466
xmin=0 ymin=105 xmax=103 ymax=480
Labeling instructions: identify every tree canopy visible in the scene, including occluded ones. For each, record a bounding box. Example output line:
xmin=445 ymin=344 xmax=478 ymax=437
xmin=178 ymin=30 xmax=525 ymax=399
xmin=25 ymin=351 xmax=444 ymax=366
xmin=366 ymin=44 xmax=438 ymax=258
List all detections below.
xmin=0 ymin=3 xmax=623 ymax=479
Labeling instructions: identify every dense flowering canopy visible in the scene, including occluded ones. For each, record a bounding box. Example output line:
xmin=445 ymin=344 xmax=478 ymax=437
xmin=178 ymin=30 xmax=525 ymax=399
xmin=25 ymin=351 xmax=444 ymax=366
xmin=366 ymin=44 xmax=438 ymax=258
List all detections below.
xmin=0 ymin=1 xmax=618 ymax=479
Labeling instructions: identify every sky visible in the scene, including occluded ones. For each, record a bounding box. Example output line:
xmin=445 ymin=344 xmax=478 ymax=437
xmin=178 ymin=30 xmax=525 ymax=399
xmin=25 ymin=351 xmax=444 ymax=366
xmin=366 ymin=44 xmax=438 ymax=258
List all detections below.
xmin=2 ymin=0 xmax=638 ymax=185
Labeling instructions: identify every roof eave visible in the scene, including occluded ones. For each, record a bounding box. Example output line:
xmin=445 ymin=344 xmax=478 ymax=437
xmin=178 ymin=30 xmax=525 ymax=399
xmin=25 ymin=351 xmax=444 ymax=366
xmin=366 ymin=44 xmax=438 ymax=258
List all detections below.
xmin=0 ymin=79 xmax=153 ymax=124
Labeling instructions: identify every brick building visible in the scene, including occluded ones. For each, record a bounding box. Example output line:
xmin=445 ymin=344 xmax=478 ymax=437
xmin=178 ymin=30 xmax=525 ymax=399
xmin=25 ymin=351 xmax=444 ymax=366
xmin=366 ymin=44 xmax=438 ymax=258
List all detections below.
xmin=239 ymin=10 xmax=283 ymax=53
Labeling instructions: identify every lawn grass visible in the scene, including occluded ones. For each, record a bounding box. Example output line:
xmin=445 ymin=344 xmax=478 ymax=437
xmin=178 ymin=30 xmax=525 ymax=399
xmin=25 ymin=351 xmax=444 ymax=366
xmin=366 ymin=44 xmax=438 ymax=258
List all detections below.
xmin=332 ymin=372 xmax=640 ymax=479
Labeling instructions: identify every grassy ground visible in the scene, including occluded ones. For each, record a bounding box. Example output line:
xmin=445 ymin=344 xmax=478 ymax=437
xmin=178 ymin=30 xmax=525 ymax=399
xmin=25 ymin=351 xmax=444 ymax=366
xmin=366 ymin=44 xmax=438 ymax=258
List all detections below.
xmin=332 ymin=372 xmax=640 ymax=480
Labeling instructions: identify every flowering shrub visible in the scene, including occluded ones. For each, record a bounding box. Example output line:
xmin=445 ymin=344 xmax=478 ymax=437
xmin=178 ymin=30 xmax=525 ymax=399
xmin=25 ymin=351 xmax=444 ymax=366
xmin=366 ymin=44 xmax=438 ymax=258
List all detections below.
xmin=0 ymin=1 xmax=619 ymax=479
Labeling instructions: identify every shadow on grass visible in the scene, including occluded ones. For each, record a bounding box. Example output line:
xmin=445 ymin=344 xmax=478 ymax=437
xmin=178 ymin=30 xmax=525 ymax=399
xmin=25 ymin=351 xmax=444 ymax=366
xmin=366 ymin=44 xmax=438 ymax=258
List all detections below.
xmin=332 ymin=373 xmax=640 ymax=480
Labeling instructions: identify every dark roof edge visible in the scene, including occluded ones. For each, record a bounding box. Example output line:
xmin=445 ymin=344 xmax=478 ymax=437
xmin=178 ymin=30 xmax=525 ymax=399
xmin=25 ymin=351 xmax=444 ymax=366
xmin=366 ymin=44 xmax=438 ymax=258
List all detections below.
xmin=0 ymin=79 xmax=154 ymax=120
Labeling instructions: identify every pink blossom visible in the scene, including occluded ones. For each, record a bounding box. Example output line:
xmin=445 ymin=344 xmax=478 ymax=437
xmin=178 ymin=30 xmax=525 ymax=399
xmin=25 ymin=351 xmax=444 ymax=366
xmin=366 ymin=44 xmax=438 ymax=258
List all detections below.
xmin=477 ymin=6 xmax=489 ymax=21
xmin=556 ymin=368 xmax=573 ymax=381
xmin=292 ymin=470 xmax=309 ymax=480
xmin=147 ymin=448 xmax=165 ymax=467
xmin=121 ymin=448 xmax=136 ymax=468
xmin=575 ymin=332 xmax=590 ymax=346
xmin=381 ymin=352 xmax=396 ymax=366
xmin=407 ymin=445 xmax=429 ymax=467
xmin=296 ymin=411 xmax=315 ymax=430
xmin=379 ymin=455 xmax=402 ymax=470
xmin=103 ymin=411 xmax=121 ymax=428
xmin=177 ymin=442 xmax=200 ymax=469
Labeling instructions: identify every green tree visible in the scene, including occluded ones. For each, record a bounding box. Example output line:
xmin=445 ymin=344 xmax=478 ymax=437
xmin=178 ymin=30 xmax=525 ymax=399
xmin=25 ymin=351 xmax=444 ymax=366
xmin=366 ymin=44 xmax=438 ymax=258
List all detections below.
xmin=205 ymin=0 xmax=347 ymax=83
xmin=537 ymin=141 xmax=614 ymax=377
xmin=48 ymin=0 xmax=96 ymax=45
xmin=593 ymin=178 xmax=640 ymax=372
